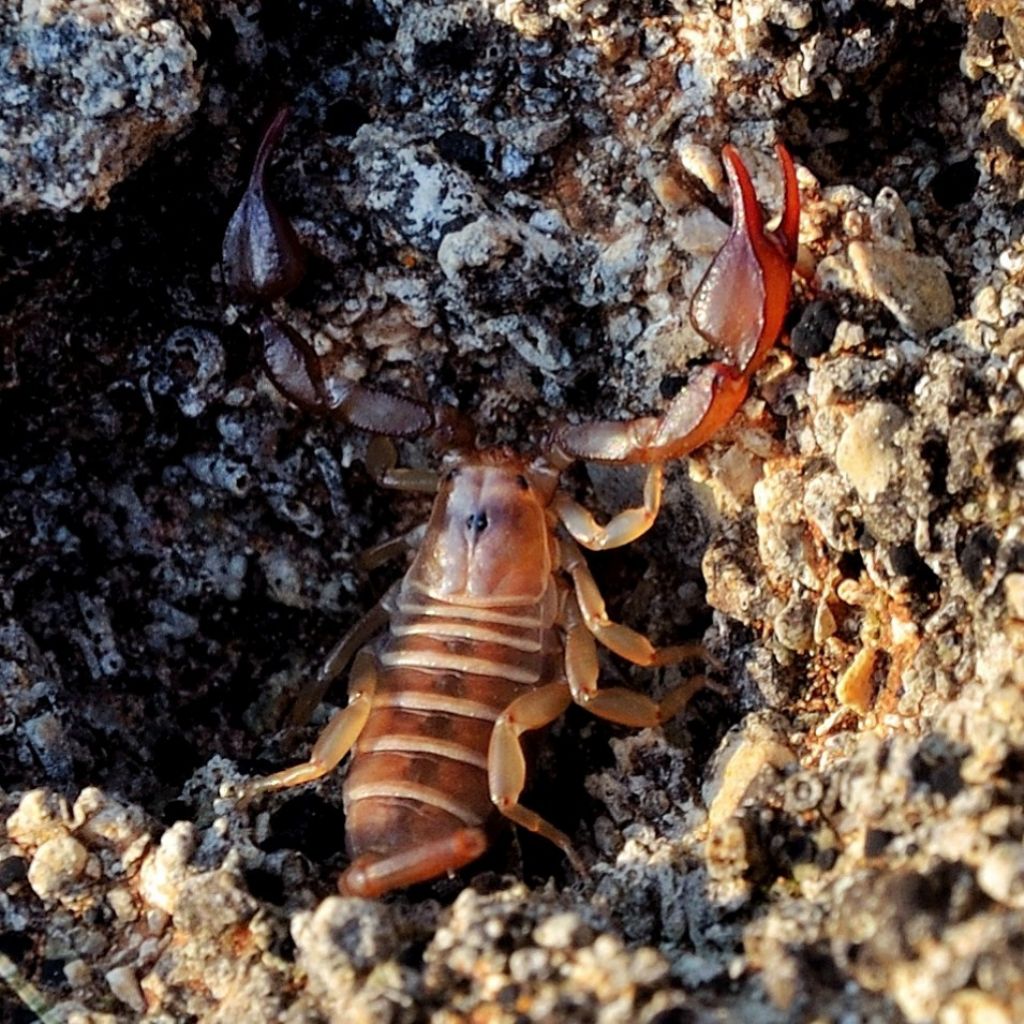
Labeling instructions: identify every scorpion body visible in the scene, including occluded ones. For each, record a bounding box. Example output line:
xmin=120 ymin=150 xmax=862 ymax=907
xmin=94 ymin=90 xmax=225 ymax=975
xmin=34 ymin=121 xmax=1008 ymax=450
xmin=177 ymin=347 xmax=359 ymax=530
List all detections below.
xmin=343 ymin=456 xmax=568 ymax=896
xmin=227 ymin=115 xmax=801 ymax=896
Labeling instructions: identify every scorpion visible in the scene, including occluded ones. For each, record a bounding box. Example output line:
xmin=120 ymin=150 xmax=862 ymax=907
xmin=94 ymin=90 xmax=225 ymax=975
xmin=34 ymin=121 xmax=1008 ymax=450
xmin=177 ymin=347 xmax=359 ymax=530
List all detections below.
xmin=225 ymin=109 xmax=800 ymax=898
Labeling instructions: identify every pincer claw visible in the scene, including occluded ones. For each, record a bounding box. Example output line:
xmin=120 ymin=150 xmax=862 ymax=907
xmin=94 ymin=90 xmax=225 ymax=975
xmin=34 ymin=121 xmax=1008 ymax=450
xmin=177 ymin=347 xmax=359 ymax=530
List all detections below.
xmin=689 ymin=143 xmax=800 ymax=377
xmin=223 ymin=107 xmax=307 ymax=303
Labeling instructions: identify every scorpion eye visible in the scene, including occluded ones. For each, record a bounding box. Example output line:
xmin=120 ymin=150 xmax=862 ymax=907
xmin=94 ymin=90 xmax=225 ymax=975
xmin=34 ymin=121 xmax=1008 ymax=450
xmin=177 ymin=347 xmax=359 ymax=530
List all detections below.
xmin=465 ymin=511 xmax=489 ymax=534
xmin=515 ymin=474 xmax=529 ymax=491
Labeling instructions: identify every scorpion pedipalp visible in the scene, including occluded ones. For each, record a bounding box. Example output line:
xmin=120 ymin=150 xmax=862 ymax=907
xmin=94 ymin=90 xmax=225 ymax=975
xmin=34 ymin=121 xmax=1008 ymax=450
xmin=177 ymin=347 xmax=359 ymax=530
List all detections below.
xmin=258 ymin=315 xmax=473 ymax=447
xmin=226 ymin=109 xmax=475 ymax=451
xmin=549 ymin=143 xmax=800 ymax=467
xmin=690 ymin=143 xmax=800 ymax=377
xmin=222 ymin=107 xmax=307 ymax=303
xmin=550 ymin=361 xmax=750 ymax=466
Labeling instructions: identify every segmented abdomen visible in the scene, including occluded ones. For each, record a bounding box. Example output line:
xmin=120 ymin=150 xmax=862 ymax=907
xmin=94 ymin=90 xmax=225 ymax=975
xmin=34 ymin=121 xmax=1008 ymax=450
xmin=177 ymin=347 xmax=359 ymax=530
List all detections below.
xmin=343 ymin=588 xmax=558 ymax=860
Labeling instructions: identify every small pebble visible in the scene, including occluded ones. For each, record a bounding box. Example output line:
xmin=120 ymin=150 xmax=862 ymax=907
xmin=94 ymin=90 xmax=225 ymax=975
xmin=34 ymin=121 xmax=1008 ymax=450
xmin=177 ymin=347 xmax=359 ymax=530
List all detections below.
xmin=534 ymin=912 xmax=589 ymax=949
xmin=706 ymin=726 xmax=796 ymax=829
xmin=835 ymin=401 xmax=906 ymax=501
xmin=107 ymin=885 xmax=139 ymax=922
xmin=27 ymin=834 xmax=89 ymax=900
xmin=106 ymin=965 xmax=147 ymax=1013
xmin=64 ymin=958 xmax=92 ymax=989
xmin=848 ymin=240 xmax=956 ymax=337
xmin=814 ymin=599 xmax=837 ymax=643
xmin=509 ymin=946 xmax=550 ymax=983
xmin=836 ymin=645 xmax=877 ymax=714
xmin=1004 ymin=574 xmax=1024 ymax=620
xmin=7 ymin=788 xmax=71 ymax=848
xmin=790 ymin=299 xmax=840 ymax=359
xmin=138 ymin=821 xmax=196 ymax=914
xmin=676 ymin=142 xmax=724 ymax=193
xmin=773 ymin=592 xmax=816 ymax=652
xmin=977 ymin=842 xmax=1024 ymax=908
xmin=938 ymin=988 xmax=1013 ymax=1024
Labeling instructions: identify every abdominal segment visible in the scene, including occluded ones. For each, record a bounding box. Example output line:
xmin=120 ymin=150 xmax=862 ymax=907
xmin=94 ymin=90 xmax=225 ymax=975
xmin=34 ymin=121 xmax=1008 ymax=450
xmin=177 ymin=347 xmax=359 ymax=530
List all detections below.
xmin=343 ymin=594 xmax=559 ymax=862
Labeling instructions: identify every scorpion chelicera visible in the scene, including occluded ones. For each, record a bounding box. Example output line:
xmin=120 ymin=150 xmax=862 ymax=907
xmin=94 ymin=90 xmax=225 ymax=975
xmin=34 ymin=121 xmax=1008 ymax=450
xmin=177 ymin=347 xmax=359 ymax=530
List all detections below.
xmin=224 ymin=109 xmax=800 ymax=898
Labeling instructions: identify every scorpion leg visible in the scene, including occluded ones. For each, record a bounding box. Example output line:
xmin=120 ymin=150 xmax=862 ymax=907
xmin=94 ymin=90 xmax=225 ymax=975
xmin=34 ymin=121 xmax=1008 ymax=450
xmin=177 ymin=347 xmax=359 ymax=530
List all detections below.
xmin=564 ymin=598 xmax=707 ymax=728
xmin=488 ymin=682 xmax=583 ymax=872
xmin=366 ymin=437 xmax=439 ymax=494
xmin=292 ymin=523 xmax=424 ymax=726
xmin=549 ymin=145 xmax=799 ymax=467
xmin=561 ymin=537 xmax=705 ymax=667
xmin=287 ymin=590 xmax=396 ymax=729
xmin=553 ymin=464 xmax=664 ymax=550
xmin=358 ymin=523 xmax=428 ymax=572
xmin=245 ymin=650 xmax=378 ymax=797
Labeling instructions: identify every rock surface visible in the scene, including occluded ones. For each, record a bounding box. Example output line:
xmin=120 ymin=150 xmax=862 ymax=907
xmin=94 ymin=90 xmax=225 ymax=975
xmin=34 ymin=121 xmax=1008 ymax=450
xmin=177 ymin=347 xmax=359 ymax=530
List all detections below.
xmin=0 ymin=0 xmax=206 ymax=213
xmin=1 ymin=1 xmax=1023 ymax=1022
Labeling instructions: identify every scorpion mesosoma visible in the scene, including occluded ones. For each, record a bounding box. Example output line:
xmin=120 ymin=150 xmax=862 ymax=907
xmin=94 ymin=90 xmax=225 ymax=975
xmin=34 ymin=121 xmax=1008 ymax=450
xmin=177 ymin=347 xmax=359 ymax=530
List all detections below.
xmin=227 ymin=111 xmax=800 ymax=897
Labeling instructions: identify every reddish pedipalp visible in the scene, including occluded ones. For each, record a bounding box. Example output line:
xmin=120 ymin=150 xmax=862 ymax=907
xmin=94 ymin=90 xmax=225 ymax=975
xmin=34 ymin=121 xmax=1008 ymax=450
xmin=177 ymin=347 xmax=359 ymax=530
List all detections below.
xmin=690 ymin=144 xmax=800 ymax=378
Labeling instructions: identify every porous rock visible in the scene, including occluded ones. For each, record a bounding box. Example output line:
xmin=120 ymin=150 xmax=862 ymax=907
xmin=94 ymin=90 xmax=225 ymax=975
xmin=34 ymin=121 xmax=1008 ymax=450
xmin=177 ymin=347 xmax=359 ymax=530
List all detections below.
xmin=0 ymin=0 xmax=205 ymax=213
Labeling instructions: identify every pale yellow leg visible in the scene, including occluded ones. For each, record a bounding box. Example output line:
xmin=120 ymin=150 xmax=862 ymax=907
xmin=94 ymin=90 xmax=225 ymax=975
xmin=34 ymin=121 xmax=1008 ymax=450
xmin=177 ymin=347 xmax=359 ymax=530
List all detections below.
xmin=287 ymin=592 xmax=393 ymax=728
xmin=560 ymin=537 xmax=706 ymax=667
xmin=358 ymin=524 xmax=427 ymax=571
xmin=246 ymin=651 xmax=378 ymax=798
xmin=564 ymin=599 xmax=708 ymax=727
xmin=366 ymin=437 xmax=439 ymax=493
xmin=488 ymin=682 xmax=583 ymax=872
xmin=553 ymin=463 xmax=663 ymax=550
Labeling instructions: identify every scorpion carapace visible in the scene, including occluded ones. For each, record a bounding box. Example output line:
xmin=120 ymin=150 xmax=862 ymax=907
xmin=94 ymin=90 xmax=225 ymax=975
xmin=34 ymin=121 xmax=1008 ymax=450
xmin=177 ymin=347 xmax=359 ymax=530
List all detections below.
xmin=226 ymin=112 xmax=800 ymax=897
